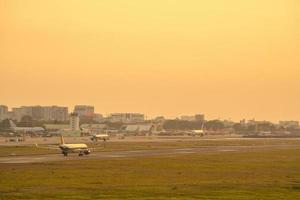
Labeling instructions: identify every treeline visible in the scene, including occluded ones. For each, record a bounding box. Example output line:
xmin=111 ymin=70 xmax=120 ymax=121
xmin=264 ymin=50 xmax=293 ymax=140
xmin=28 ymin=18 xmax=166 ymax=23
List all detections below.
xmin=1 ymin=116 xmax=297 ymax=134
xmin=232 ymin=123 xmax=276 ymax=133
xmin=163 ymin=120 xmax=283 ymax=132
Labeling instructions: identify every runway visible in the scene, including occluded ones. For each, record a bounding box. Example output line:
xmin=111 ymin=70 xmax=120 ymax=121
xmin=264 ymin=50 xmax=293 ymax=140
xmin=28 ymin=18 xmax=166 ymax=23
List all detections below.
xmin=0 ymin=144 xmax=299 ymax=164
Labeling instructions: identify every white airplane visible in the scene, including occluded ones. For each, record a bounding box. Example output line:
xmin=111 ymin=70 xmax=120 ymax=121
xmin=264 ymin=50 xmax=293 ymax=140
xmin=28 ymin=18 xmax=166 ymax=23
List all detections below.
xmin=9 ymin=120 xmax=45 ymax=133
xmin=37 ymin=135 xmax=91 ymax=156
xmin=59 ymin=135 xmax=90 ymax=156
xmin=90 ymin=133 xmax=109 ymax=141
xmin=189 ymin=122 xmax=205 ymax=136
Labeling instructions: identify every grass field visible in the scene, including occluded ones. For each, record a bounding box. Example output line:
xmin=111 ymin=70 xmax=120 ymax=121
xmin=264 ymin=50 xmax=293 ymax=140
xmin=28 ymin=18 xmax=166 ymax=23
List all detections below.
xmin=0 ymin=139 xmax=300 ymax=199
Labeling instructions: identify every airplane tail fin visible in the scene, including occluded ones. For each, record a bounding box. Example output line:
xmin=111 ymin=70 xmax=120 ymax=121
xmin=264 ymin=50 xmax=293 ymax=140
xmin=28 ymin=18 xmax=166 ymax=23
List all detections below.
xmin=60 ymin=135 xmax=65 ymax=145
xmin=201 ymin=122 xmax=205 ymax=135
xmin=9 ymin=120 xmax=17 ymax=128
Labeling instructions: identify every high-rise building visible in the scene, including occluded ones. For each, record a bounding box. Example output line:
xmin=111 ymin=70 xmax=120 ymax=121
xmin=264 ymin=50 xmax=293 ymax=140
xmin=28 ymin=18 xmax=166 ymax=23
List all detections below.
xmin=32 ymin=106 xmax=43 ymax=120
xmin=0 ymin=105 xmax=8 ymax=115
xmin=50 ymin=106 xmax=69 ymax=121
xmin=0 ymin=105 xmax=8 ymax=120
xmin=11 ymin=106 xmax=68 ymax=121
xmin=74 ymin=105 xmax=94 ymax=116
xmin=70 ymin=113 xmax=80 ymax=131
xmin=109 ymin=113 xmax=145 ymax=123
xmin=12 ymin=106 xmax=33 ymax=121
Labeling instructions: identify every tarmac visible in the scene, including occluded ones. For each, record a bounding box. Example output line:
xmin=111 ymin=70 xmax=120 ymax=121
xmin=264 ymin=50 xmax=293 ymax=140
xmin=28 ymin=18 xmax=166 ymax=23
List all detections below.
xmin=0 ymin=144 xmax=299 ymax=164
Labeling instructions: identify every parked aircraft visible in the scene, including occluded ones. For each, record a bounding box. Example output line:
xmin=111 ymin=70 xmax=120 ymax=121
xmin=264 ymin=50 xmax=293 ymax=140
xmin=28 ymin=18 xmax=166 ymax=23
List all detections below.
xmin=90 ymin=133 xmax=109 ymax=141
xmin=9 ymin=120 xmax=45 ymax=133
xmin=189 ymin=122 xmax=205 ymax=136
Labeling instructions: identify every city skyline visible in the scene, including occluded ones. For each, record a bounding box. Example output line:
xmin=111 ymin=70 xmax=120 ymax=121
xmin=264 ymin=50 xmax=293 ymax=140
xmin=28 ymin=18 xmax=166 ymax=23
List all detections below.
xmin=0 ymin=104 xmax=298 ymax=123
xmin=1 ymin=2 xmax=300 ymax=199
xmin=1 ymin=1 xmax=300 ymax=122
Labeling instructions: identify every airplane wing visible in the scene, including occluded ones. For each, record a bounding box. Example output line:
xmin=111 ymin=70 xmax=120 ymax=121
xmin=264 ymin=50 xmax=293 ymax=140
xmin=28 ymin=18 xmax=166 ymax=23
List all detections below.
xmin=35 ymin=144 xmax=60 ymax=150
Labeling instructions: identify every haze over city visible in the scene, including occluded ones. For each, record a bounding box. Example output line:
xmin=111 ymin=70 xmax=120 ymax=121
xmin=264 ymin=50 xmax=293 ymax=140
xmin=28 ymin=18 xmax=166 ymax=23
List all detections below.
xmin=2 ymin=1 xmax=300 ymax=200
xmin=1 ymin=0 xmax=300 ymax=121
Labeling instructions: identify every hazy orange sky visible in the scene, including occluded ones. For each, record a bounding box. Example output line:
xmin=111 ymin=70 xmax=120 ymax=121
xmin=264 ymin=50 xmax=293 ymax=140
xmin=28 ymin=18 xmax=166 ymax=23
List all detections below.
xmin=1 ymin=0 xmax=299 ymax=121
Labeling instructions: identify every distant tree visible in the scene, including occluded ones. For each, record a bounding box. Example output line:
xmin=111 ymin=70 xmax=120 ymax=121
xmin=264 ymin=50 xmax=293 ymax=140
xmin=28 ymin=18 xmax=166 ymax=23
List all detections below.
xmin=0 ymin=119 xmax=11 ymax=129
xmin=105 ymin=122 xmax=124 ymax=130
xmin=232 ymin=123 xmax=248 ymax=134
xmin=204 ymin=120 xmax=225 ymax=131
xmin=46 ymin=120 xmax=68 ymax=125
xmin=18 ymin=115 xmax=33 ymax=127
xmin=247 ymin=124 xmax=256 ymax=132
xmin=163 ymin=120 xmax=204 ymax=130
xmin=233 ymin=123 xmax=243 ymax=131
xmin=257 ymin=123 xmax=275 ymax=132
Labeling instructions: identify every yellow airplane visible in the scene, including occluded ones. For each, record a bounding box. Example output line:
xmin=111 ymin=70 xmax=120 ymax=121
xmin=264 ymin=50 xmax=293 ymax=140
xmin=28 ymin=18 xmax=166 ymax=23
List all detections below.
xmin=59 ymin=135 xmax=90 ymax=156
xmin=36 ymin=135 xmax=91 ymax=156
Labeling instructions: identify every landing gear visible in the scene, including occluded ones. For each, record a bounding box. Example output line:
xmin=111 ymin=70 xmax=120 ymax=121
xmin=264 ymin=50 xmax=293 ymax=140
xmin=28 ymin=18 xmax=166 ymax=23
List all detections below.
xmin=62 ymin=151 xmax=68 ymax=156
xmin=79 ymin=149 xmax=90 ymax=156
xmin=84 ymin=149 xmax=91 ymax=155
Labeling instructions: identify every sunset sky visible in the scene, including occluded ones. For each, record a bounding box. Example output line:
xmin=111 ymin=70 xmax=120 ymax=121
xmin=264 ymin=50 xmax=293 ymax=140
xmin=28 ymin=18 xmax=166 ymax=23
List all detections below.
xmin=1 ymin=0 xmax=299 ymax=121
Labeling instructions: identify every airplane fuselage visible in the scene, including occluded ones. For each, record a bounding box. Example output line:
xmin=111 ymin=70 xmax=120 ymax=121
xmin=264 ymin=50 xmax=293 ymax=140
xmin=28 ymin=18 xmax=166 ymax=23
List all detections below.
xmin=59 ymin=143 xmax=90 ymax=156
xmin=11 ymin=127 xmax=45 ymax=133
xmin=90 ymin=134 xmax=109 ymax=141
xmin=8 ymin=120 xmax=45 ymax=133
